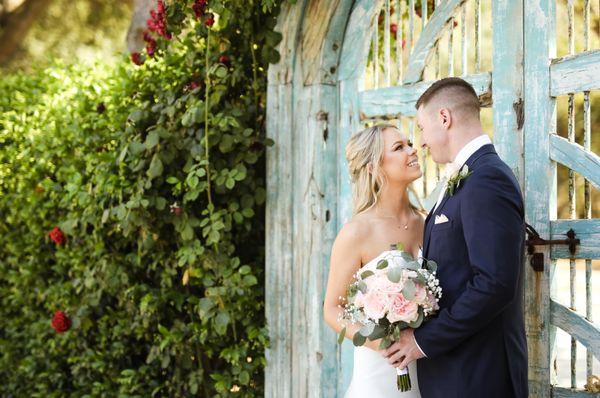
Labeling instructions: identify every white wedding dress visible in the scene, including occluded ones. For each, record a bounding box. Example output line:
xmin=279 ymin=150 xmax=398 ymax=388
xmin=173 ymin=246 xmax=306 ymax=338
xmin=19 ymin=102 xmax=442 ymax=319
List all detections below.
xmin=344 ymin=251 xmax=422 ymax=398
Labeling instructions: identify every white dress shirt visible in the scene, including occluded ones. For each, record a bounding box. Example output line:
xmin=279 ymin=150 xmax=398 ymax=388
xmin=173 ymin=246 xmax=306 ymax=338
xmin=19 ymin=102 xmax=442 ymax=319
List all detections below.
xmin=431 ymin=134 xmax=492 ymax=213
xmin=415 ymin=133 xmax=492 ymax=358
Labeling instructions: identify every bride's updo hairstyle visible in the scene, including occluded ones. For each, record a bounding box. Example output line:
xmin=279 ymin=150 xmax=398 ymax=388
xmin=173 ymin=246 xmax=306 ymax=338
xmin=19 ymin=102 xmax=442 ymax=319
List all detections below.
xmin=345 ymin=123 xmax=424 ymax=216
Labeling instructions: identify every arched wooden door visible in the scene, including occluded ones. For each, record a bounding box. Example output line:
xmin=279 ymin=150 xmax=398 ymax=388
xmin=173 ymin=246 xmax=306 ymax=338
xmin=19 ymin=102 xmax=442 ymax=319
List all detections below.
xmin=336 ymin=0 xmax=521 ymax=391
xmin=266 ymin=1 xmax=599 ymax=397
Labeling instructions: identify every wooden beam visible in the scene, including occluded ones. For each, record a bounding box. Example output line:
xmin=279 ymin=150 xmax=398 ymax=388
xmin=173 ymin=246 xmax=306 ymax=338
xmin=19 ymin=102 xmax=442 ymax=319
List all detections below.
xmin=338 ymin=0 xmax=384 ymax=81
xmin=523 ymin=0 xmax=557 ymax=395
xmin=403 ymin=0 xmax=467 ymax=84
xmin=359 ymin=72 xmax=491 ymax=118
xmin=550 ymin=220 xmax=600 ymax=259
xmin=550 ymin=134 xmax=600 ymax=191
xmin=550 ymin=300 xmax=600 ymax=360
xmin=492 ymin=0 xmax=524 ymax=187
xmin=553 ymin=387 xmax=600 ymax=398
xmin=550 ymin=50 xmax=600 ymax=96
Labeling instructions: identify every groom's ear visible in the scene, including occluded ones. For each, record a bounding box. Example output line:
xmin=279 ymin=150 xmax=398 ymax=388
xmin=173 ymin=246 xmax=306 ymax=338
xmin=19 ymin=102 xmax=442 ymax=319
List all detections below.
xmin=439 ymin=108 xmax=452 ymax=130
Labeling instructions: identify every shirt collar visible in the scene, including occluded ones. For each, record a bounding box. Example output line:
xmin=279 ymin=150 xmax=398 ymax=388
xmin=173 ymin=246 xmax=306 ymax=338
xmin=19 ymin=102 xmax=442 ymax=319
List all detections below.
xmin=452 ymin=134 xmax=492 ymax=168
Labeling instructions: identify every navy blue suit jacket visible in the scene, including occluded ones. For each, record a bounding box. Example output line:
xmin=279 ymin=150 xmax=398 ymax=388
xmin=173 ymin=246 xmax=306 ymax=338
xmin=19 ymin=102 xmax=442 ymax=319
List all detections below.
xmin=414 ymin=144 xmax=528 ymax=398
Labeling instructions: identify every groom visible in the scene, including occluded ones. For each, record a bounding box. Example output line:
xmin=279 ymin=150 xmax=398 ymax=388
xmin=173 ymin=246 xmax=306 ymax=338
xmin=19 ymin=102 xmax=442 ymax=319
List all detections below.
xmin=384 ymin=77 xmax=528 ymax=397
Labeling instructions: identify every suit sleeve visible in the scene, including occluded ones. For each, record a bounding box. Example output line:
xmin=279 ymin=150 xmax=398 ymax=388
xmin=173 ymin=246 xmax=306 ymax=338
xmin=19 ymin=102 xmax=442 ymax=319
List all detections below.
xmin=413 ymin=166 xmax=524 ymax=358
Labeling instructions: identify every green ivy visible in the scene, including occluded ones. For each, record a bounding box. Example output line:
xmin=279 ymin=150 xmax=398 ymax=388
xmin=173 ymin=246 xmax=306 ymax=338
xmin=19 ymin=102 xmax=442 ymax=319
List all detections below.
xmin=0 ymin=0 xmax=281 ymax=396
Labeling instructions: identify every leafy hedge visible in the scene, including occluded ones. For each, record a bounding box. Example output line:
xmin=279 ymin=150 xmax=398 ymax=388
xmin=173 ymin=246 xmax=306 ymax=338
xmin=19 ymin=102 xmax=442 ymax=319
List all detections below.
xmin=0 ymin=1 xmax=281 ymax=396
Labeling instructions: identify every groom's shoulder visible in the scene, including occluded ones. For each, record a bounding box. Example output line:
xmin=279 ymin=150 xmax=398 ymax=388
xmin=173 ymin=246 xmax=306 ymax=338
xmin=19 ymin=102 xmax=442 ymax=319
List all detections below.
xmin=462 ymin=160 xmax=524 ymax=209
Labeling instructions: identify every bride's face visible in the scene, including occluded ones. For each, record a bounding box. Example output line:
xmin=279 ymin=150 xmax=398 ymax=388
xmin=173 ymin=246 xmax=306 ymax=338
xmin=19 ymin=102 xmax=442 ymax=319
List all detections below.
xmin=379 ymin=127 xmax=422 ymax=183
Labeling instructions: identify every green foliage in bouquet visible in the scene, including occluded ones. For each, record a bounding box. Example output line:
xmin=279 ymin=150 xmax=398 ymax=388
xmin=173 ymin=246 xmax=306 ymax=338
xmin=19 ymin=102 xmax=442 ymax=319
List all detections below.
xmin=0 ymin=0 xmax=282 ymax=396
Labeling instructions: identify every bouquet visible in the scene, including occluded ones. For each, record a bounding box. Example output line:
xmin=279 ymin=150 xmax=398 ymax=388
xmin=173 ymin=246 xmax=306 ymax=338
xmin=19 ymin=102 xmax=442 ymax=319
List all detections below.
xmin=337 ymin=243 xmax=442 ymax=391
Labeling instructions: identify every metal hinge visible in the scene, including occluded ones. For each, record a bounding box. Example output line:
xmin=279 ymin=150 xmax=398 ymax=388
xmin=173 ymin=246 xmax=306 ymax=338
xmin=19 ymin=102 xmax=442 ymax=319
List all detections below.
xmin=525 ymin=223 xmax=580 ymax=272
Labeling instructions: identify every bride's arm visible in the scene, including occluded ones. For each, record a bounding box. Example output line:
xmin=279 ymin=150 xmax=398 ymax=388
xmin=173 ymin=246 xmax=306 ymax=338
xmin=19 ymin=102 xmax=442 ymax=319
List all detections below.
xmin=323 ymin=222 xmax=381 ymax=351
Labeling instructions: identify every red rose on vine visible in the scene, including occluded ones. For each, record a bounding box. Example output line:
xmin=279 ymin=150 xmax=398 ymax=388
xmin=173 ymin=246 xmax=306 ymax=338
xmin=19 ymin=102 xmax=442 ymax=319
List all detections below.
xmin=147 ymin=0 xmax=171 ymax=39
xmin=192 ymin=0 xmax=207 ymax=19
xmin=51 ymin=310 xmax=71 ymax=333
xmin=219 ymin=55 xmax=230 ymax=66
xmin=144 ymin=32 xmax=157 ymax=57
xmin=131 ymin=52 xmax=144 ymax=65
xmin=49 ymin=227 xmax=66 ymax=245
xmin=204 ymin=13 xmax=215 ymax=27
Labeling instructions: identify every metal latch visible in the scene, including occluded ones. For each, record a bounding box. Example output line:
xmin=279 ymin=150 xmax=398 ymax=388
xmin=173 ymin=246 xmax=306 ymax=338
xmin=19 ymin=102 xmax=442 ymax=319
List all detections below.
xmin=525 ymin=223 xmax=580 ymax=272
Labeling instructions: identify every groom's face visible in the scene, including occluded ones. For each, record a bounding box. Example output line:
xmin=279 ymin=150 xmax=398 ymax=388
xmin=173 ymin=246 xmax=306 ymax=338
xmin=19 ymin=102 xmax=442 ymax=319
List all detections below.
xmin=416 ymin=104 xmax=451 ymax=164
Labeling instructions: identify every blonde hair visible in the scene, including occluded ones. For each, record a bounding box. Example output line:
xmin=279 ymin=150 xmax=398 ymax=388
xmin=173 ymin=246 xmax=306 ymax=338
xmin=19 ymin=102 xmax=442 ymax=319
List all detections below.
xmin=345 ymin=123 xmax=425 ymax=216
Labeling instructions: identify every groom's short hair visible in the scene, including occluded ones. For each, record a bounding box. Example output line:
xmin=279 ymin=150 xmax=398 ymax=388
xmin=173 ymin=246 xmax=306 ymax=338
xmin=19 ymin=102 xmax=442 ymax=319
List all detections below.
xmin=415 ymin=77 xmax=480 ymax=119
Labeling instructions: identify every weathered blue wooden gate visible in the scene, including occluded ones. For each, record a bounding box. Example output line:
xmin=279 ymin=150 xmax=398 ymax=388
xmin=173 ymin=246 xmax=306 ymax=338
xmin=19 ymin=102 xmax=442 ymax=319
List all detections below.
xmin=265 ymin=1 xmax=599 ymax=397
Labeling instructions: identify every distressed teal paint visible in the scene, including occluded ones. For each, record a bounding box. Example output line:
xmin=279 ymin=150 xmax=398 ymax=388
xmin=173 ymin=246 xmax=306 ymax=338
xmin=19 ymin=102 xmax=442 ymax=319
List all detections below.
xmin=403 ymin=0 xmax=467 ymax=84
xmin=492 ymin=0 xmax=524 ymax=186
xmin=523 ymin=0 xmax=557 ymax=396
xmin=550 ymin=300 xmax=600 ymax=360
xmin=550 ymin=134 xmax=600 ymax=190
xmin=550 ymin=49 xmax=600 ymax=95
xmin=338 ymin=0 xmax=384 ymax=81
xmin=359 ymin=72 xmax=491 ymax=118
xmin=550 ymin=220 xmax=600 ymax=259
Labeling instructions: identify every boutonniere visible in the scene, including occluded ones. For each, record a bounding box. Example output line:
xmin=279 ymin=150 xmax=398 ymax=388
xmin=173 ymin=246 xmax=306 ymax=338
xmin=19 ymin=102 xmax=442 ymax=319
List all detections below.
xmin=446 ymin=165 xmax=472 ymax=196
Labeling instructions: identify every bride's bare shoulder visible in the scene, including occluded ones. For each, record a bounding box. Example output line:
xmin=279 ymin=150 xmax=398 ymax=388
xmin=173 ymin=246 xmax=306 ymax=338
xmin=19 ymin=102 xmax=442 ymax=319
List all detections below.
xmin=333 ymin=213 xmax=372 ymax=250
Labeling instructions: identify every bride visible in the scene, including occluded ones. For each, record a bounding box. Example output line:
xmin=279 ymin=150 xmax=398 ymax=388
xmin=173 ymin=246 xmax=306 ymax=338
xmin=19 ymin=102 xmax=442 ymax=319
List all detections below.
xmin=323 ymin=123 xmax=425 ymax=397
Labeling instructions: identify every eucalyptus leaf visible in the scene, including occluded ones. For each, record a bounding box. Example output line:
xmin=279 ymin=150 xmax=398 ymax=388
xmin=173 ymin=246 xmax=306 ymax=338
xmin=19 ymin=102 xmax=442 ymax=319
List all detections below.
xmin=360 ymin=270 xmax=374 ymax=279
xmin=378 ymin=336 xmax=392 ymax=350
xmin=402 ymin=279 xmax=416 ymax=300
xmin=387 ymin=267 xmax=402 ymax=283
xmin=352 ymin=332 xmax=366 ymax=347
xmin=359 ymin=323 xmax=375 ymax=337
xmin=368 ymin=324 xmax=387 ymax=341
xmin=338 ymin=326 xmax=346 ymax=345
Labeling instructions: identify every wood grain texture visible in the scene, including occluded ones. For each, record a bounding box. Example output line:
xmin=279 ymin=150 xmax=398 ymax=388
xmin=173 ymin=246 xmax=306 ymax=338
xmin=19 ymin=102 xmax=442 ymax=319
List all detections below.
xmin=550 ymin=299 xmax=600 ymax=360
xmin=550 ymin=49 xmax=600 ymax=95
xmin=550 ymin=134 xmax=600 ymax=191
xmin=359 ymin=72 xmax=491 ymax=118
xmin=403 ymin=0 xmax=467 ymax=84
xmin=523 ymin=0 xmax=557 ymax=395
xmin=550 ymin=220 xmax=600 ymax=259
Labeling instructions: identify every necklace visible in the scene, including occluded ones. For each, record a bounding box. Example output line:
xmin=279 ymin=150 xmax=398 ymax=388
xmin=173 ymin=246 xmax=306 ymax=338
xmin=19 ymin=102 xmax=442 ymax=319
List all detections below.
xmin=375 ymin=207 xmax=414 ymax=230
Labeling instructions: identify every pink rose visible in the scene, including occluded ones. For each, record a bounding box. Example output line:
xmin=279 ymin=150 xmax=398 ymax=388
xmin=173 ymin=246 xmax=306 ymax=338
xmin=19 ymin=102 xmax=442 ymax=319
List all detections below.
xmin=387 ymin=292 xmax=419 ymax=323
xmin=363 ymin=291 xmax=389 ymax=321
xmin=413 ymin=284 xmax=428 ymax=304
xmin=366 ymin=274 xmax=403 ymax=294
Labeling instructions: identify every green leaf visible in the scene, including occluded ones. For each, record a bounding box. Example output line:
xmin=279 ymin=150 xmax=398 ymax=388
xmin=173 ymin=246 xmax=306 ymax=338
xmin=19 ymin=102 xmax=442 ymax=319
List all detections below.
xmin=378 ymin=336 xmax=392 ymax=350
xmin=387 ymin=267 xmax=402 ymax=283
xmin=214 ymin=312 xmax=230 ymax=335
xmin=239 ymin=370 xmax=250 ymax=385
xmin=360 ymin=270 xmax=374 ymax=279
xmin=359 ymin=323 xmax=375 ymax=337
xmin=376 ymin=259 xmax=388 ymax=269
xmin=147 ymin=155 xmax=163 ymax=179
xmin=402 ymin=279 xmax=416 ymax=300
xmin=352 ymin=332 xmax=366 ymax=347
xmin=408 ymin=309 xmax=424 ymax=328
xmin=368 ymin=324 xmax=388 ymax=341
xmin=338 ymin=326 xmax=346 ymax=345
xmin=145 ymin=130 xmax=159 ymax=149
xmin=401 ymin=251 xmax=414 ymax=262
xmin=426 ymin=260 xmax=438 ymax=273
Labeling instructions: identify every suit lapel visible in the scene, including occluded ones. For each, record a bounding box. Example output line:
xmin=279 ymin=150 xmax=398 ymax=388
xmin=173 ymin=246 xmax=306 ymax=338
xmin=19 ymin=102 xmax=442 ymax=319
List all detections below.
xmin=423 ymin=144 xmax=497 ymax=256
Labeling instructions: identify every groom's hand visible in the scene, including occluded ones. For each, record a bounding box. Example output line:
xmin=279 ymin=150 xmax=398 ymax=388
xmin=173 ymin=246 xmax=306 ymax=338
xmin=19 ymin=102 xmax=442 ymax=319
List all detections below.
xmin=383 ymin=329 xmax=425 ymax=369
